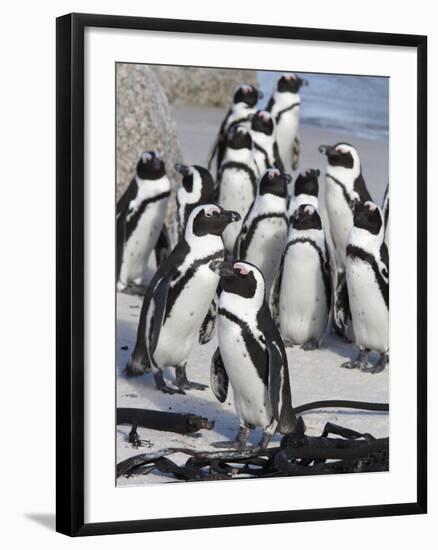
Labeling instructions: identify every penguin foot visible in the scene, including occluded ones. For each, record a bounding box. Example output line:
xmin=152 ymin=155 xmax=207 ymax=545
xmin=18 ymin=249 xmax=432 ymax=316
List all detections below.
xmin=154 ymin=370 xmax=185 ymax=395
xmin=361 ymin=354 xmax=389 ymax=375
xmin=301 ymin=339 xmax=319 ymax=351
xmin=341 ymin=349 xmax=369 ymax=371
xmin=125 ymin=359 xmax=146 ymax=378
xmin=178 ymin=381 xmax=208 ymax=391
xmin=212 ymin=425 xmax=250 ymax=449
xmin=176 ymin=365 xmax=207 ymax=391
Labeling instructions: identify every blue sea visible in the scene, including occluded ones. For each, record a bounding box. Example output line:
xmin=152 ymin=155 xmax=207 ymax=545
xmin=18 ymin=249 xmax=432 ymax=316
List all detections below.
xmin=258 ymin=71 xmax=389 ymax=143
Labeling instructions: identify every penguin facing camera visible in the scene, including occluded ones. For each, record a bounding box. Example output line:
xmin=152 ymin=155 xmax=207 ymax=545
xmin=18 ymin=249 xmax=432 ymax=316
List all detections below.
xmin=217 ymin=124 xmax=259 ymax=255
xmin=266 ymin=73 xmax=308 ymax=171
xmin=125 ymin=204 xmax=240 ymax=394
xmin=117 ymin=151 xmax=171 ymax=292
xmin=250 ymin=110 xmax=284 ymax=174
xmin=270 ymin=203 xmax=331 ymax=350
xmin=208 ymin=83 xmax=263 ymax=177
xmin=234 ymin=168 xmax=289 ymax=297
xmin=170 ymin=163 xmax=216 ymax=247
xmin=209 ymin=260 xmax=298 ymax=449
xmin=341 ymin=200 xmax=389 ymax=373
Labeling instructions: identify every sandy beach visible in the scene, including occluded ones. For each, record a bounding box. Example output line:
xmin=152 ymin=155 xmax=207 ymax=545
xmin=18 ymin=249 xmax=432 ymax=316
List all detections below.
xmin=116 ymin=104 xmax=389 ymax=486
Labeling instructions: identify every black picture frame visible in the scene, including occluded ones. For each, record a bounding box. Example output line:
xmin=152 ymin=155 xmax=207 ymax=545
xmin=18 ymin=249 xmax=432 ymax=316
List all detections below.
xmin=56 ymin=12 xmax=427 ymax=537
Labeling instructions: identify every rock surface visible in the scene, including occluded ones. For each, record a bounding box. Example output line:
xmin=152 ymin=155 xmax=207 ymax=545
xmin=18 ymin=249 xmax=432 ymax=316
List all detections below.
xmin=152 ymin=66 xmax=258 ymax=107
xmin=116 ymin=63 xmax=183 ymax=223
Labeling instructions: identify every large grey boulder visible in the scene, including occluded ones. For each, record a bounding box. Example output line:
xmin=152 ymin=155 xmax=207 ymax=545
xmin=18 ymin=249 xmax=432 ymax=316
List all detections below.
xmin=152 ymin=66 xmax=258 ymax=107
xmin=116 ymin=63 xmax=183 ymax=223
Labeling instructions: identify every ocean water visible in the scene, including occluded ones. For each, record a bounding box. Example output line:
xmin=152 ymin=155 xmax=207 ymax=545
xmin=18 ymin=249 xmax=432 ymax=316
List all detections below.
xmin=258 ymin=71 xmax=389 ymax=143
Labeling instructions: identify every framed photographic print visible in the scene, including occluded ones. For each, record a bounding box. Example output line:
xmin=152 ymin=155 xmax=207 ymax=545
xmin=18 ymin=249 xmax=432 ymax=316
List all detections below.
xmin=56 ymin=12 xmax=427 ymax=536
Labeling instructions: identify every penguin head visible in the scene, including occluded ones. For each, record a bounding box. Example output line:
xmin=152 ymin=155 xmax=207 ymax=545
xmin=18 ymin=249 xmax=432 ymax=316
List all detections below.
xmin=209 ymin=260 xmax=264 ymax=301
xmin=186 ymin=204 xmax=241 ymax=239
xmin=233 ymin=83 xmax=263 ymax=107
xmin=175 ymin=163 xmax=215 ymax=200
xmin=251 ymin=110 xmax=275 ymax=135
xmin=294 ymin=169 xmax=320 ymax=197
xmin=226 ymin=125 xmax=253 ymax=150
xmin=136 ymin=151 xmax=166 ymax=180
xmin=277 ymin=73 xmax=308 ymax=93
xmin=259 ymin=169 xmax=290 ymax=198
xmin=353 ymin=201 xmax=383 ymax=236
xmin=291 ymin=204 xmax=322 ymax=230
xmin=318 ymin=143 xmax=360 ymax=170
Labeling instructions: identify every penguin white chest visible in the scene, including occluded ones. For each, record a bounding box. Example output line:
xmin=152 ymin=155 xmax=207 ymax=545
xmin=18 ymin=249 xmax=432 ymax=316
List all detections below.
xmin=153 ymin=265 xmax=219 ymax=367
xmin=120 ymin=199 xmax=168 ymax=284
xmin=279 ymin=243 xmax=328 ymax=344
xmin=218 ymin=315 xmax=272 ymax=428
xmin=245 ymin=217 xmax=287 ymax=291
xmin=219 ymin=169 xmax=254 ymax=253
xmin=325 ymin=181 xmax=353 ymax=267
xmin=276 ymin=111 xmax=299 ymax=164
xmin=346 ymin=257 xmax=389 ymax=353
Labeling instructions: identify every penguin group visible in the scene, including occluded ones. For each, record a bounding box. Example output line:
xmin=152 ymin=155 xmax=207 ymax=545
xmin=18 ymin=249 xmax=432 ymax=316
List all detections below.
xmin=117 ymin=74 xmax=389 ymax=449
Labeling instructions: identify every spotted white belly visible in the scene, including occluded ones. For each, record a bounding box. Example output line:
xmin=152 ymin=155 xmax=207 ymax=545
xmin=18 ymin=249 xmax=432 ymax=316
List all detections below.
xmin=153 ymin=264 xmax=219 ymax=368
xmin=346 ymin=257 xmax=388 ymax=353
xmin=218 ymin=315 xmax=272 ymax=428
xmin=276 ymin=111 xmax=299 ymax=170
xmin=325 ymin=181 xmax=353 ymax=269
xmin=244 ymin=217 xmax=287 ymax=293
xmin=219 ymin=169 xmax=254 ymax=254
xmin=279 ymin=243 xmax=328 ymax=344
xmin=120 ymin=199 xmax=167 ymax=285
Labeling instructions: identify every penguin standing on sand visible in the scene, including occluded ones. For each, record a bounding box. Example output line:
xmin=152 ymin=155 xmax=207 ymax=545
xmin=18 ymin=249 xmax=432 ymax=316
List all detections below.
xmin=208 ymin=83 xmax=263 ymax=177
xmin=319 ymin=143 xmax=373 ymax=337
xmin=170 ymin=163 xmax=216 ymax=247
xmin=270 ymin=204 xmax=331 ymax=350
xmin=217 ymin=125 xmax=259 ymax=255
xmin=341 ymin=201 xmax=389 ymax=373
xmin=209 ymin=260 xmax=298 ymax=448
xmin=287 ymin=168 xmax=320 ymax=219
xmin=234 ymin=169 xmax=289 ymax=296
xmin=250 ymin=110 xmax=284 ymax=174
xmin=266 ymin=73 xmax=308 ymax=172
xmin=117 ymin=151 xmax=171 ymax=292
xmin=126 ymin=204 xmax=240 ymax=394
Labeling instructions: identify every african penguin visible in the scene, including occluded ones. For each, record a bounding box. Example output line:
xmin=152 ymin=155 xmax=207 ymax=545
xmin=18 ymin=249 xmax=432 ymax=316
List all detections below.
xmin=117 ymin=151 xmax=171 ymax=292
xmin=266 ymin=73 xmax=308 ymax=172
xmin=217 ymin=125 xmax=259 ymax=255
xmin=209 ymin=260 xmax=298 ymax=448
xmin=234 ymin=169 xmax=289 ymax=296
xmin=319 ymin=143 xmax=373 ymax=337
xmin=125 ymin=204 xmax=240 ymax=394
xmin=250 ymin=110 xmax=284 ymax=174
xmin=270 ymin=204 xmax=331 ymax=350
xmin=170 ymin=163 xmax=216 ymax=247
xmin=341 ymin=201 xmax=389 ymax=373
xmin=208 ymin=83 xmax=263 ymax=177
xmin=287 ymin=168 xmax=320 ymax=219
xmin=382 ymin=183 xmax=389 ymax=247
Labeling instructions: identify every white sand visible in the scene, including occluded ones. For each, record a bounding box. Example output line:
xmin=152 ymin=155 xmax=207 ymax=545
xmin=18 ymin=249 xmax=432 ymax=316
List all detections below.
xmin=117 ymin=105 xmax=389 ymax=486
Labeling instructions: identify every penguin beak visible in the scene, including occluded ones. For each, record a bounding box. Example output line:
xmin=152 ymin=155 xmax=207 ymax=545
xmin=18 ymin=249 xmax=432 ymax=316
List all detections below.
xmin=209 ymin=260 xmax=236 ymax=278
xmin=175 ymin=163 xmax=192 ymax=176
xmin=219 ymin=210 xmax=241 ymax=224
xmin=318 ymin=145 xmax=336 ymax=157
xmin=257 ymin=90 xmax=264 ymax=99
xmin=315 ymin=169 xmax=321 ymax=177
xmin=282 ymin=173 xmax=293 ymax=184
xmin=301 ymin=78 xmax=309 ymax=86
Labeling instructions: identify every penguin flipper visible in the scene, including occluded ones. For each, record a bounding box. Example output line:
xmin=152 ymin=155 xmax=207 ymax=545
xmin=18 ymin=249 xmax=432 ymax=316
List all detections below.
xmin=353 ymin=172 xmax=373 ymax=203
xmin=199 ymin=296 xmax=218 ymax=344
xmin=273 ymin=141 xmax=285 ymax=172
xmin=150 ymin=271 xmax=175 ymax=355
xmin=154 ymin=224 xmax=170 ymax=267
xmin=210 ymin=347 xmax=228 ymax=403
xmin=265 ymin=95 xmax=275 ymax=112
xmin=267 ymin=340 xmax=283 ymax=421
